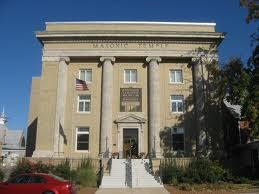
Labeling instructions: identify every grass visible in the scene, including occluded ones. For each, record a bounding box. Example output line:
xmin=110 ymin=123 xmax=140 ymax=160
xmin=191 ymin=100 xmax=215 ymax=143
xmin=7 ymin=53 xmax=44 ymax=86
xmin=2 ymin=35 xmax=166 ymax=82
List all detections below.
xmin=172 ymin=182 xmax=257 ymax=192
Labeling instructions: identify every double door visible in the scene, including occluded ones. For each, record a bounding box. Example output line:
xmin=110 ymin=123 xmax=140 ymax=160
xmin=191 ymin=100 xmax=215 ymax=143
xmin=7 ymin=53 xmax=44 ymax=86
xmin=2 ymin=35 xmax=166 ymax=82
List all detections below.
xmin=123 ymin=128 xmax=138 ymax=158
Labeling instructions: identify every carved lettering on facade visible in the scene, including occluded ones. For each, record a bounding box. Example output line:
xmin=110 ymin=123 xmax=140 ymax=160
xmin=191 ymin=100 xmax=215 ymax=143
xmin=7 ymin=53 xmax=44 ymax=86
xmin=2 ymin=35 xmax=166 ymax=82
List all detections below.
xmin=92 ymin=42 xmax=168 ymax=49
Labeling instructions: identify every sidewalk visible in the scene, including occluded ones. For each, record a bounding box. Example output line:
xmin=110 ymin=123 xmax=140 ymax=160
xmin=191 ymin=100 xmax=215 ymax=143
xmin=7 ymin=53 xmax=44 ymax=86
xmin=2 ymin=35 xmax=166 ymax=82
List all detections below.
xmin=95 ymin=188 xmax=170 ymax=194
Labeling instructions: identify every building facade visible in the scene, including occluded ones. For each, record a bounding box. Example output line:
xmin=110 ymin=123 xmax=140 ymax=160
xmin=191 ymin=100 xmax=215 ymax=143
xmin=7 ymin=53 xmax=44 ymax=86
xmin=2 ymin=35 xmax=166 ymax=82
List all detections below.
xmin=0 ymin=109 xmax=26 ymax=165
xmin=27 ymin=21 xmax=224 ymax=158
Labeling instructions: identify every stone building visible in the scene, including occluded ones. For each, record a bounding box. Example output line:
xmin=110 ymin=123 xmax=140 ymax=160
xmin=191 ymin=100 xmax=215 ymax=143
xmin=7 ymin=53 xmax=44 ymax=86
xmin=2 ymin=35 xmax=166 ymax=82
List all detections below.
xmin=0 ymin=109 xmax=26 ymax=164
xmin=27 ymin=21 xmax=224 ymax=158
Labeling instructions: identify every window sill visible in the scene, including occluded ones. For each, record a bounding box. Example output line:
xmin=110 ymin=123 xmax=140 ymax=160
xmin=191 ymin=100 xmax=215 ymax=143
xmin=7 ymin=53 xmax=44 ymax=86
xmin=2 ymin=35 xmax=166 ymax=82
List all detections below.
xmin=75 ymin=150 xmax=90 ymax=153
xmin=124 ymin=82 xmax=138 ymax=84
xmin=77 ymin=112 xmax=91 ymax=114
xmin=169 ymin=82 xmax=184 ymax=85
xmin=170 ymin=112 xmax=184 ymax=115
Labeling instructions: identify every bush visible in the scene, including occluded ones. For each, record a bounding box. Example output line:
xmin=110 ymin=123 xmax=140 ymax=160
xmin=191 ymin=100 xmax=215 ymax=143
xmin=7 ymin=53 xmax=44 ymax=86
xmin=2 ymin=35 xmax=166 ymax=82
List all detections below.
xmin=161 ymin=157 xmax=236 ymax=185
xmin=10 ymin=159 xmax=36 ymax=178
xmin=53 ymin=159 xmax=76 ymax=181
xmin=0 ymin=168 xmax=4 ymax=181
xmin=184 ymin=158 xmax=227 ymax=183
xmin=10 ymin=159 xmax=76 ymax=181
xmin=160 ymin=159 xmax=185 ymax=184
xmin=76 ymin=158 xmax=97 ymax=187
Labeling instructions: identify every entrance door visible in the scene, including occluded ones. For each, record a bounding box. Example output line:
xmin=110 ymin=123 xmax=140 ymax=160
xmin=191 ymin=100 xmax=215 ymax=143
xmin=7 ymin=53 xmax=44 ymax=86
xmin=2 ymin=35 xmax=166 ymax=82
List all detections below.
xmin=123 ymin=128 xmax=138 ymax=158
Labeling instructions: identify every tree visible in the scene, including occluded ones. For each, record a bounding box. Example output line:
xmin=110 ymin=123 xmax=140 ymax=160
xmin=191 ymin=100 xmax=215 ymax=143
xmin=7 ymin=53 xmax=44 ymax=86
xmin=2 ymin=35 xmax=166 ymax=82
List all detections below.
xmin=240 ymin=0 xmax=259 ymax=23
xmin=243 ymin=45 xmax=259 ymax=138
xmin=239 ymin=0 xmax=259 ymax=139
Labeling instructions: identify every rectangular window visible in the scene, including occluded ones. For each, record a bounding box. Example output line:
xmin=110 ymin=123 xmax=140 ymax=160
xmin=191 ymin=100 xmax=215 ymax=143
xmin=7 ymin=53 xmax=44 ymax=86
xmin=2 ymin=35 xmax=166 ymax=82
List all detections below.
xmin=76 ymin=127 xmax=89 ymax=151
xmin=79 ymin=69 xmax=92 ymax=83
xmin=171 ymin=127 xmax=184 ymax=151
xmin=169 ymin=70 xmax=183 ymax=83
xmin=171 ymin=95 xmax=184 ymax=113
xmin=124 ymin=69 xmax=137 ymax=83
xmin=78 ymin=95 xmax=91 ymax=113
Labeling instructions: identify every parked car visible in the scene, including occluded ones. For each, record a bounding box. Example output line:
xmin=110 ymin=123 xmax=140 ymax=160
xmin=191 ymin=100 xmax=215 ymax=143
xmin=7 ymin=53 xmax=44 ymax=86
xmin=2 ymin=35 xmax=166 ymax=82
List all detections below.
xmin=0 ymin=173 xmax=76 ymax=194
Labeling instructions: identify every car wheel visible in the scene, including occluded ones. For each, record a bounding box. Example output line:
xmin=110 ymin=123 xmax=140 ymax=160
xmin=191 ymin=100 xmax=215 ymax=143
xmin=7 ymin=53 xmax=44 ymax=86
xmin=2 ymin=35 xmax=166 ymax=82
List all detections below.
xmin=42 ymin=191 xmax=55 ymax=194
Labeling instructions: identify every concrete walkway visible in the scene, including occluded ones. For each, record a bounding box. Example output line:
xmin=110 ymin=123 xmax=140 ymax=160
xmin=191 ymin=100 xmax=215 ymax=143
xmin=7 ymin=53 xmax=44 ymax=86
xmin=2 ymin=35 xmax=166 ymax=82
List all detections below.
xmin=95 ymin=188 xmax=170 ymax=194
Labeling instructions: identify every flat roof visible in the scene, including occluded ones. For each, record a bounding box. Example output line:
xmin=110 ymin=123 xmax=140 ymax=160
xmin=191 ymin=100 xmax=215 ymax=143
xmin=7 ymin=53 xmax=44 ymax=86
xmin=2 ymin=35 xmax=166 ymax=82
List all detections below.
xmin=45 ymin=21 xmax=216 ymax=26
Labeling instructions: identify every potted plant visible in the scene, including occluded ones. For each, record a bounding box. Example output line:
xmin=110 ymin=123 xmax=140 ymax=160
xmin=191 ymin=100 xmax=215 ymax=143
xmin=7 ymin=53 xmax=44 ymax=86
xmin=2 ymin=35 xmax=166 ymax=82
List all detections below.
xmin=139 ymin=152 xmax=145 ymax=159
xmin=112 ymin=152 xmax=119 ymax=159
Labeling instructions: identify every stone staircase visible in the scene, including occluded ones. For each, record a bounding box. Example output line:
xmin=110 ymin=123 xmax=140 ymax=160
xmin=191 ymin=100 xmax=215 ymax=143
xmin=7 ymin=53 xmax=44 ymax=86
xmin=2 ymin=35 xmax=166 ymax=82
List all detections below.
xmin=100 ymin=159 xmax=163 ymax=188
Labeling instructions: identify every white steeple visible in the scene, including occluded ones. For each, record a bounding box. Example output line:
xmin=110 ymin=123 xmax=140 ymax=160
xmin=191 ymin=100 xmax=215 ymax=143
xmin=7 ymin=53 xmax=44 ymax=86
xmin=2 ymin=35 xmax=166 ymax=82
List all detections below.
xmin=0 ymin=107 xmax=7 ymax=125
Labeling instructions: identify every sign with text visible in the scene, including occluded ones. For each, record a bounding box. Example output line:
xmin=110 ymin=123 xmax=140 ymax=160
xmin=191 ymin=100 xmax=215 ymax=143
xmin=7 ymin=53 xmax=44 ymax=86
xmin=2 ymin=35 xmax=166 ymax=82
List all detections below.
xmin=120 ymin=88 xmax=142 ymax=112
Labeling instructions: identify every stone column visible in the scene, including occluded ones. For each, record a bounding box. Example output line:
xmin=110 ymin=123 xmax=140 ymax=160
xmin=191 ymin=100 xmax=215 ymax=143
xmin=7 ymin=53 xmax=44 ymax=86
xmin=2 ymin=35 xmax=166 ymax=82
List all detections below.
xmin=53 ymin=57 xmax=70 ymax=157
xmin=146 ymin=57 xmax=162 ymax=158
xmin=100 ymin=56 xmax=115 ymax=158
xmin=191 ymin=57 xmax=206 ymax=156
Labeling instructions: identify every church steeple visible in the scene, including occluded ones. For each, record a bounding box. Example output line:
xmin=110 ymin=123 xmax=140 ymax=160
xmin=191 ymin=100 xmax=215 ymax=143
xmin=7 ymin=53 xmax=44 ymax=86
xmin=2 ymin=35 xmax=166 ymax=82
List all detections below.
xmin=0 ymin=107 xmax=7 ymax=125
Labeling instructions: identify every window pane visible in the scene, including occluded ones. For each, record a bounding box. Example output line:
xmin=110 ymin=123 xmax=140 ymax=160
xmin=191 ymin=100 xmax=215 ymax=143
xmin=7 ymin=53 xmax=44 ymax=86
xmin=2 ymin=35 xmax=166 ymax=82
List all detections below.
xmin=78 ymin=134 xmax=88 ymax=141
xmin=170 ymin=70 xmax=175 ymax=82
xmin=79 ymin=102 xmax=84 ymax=111
xmin=79 ymin=95 xmax=90 ymax=100
xmin=172 ymin=102 xmax=177 ymax=112
xmin=85 ymin=101 xmax=90 ymax=111
xmin=131 ymin=70 xmax=137 ymax=82
xmin=77 ymin=133 xmax=89 ymax=150
xmin=172 ymin=95 xmax=182 ymax=101
xmin=172 ymin=134 xmax=184 ymax=151
xmin=80 ymin=70 xmax=85 ymax=80
xmin=29 ymin=176 xmax=46 ymax=184
xmin=178 ymin=102 xmax=183 ymax=112
xmin=125 ymin=70 xmax=130 ymax=82
xmin=78 ymin=127 xmax=89 ymax=132
xmin=77 ymin=142 xmax=89 ymax=150
xmin=175 ymin=70 xmax=183 ymax=83
xmin=86 ymin=70 xmax=92 ymax=82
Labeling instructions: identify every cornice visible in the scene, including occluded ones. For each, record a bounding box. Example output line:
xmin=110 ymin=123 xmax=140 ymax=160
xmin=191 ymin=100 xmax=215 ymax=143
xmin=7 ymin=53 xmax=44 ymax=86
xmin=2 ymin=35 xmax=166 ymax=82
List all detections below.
xmin=36 ymin=31 xmax=224 ymax=45
xmin=40 ymin=39 xmax=218 ymax=45
xmin=45 ymin=21 xmax=216 ymax=26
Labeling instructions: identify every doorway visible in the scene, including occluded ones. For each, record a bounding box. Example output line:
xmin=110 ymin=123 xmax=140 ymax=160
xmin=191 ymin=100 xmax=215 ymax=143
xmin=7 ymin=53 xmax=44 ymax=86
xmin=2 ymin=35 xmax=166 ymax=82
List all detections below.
xmin=123 ymin=128 xmax=138 ymax=158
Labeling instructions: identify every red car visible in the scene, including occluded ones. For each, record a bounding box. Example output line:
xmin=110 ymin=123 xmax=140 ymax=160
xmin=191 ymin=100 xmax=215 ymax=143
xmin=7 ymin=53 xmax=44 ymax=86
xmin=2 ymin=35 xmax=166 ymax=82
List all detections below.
xmin=0 ymin=173 xmax=76 ymax=194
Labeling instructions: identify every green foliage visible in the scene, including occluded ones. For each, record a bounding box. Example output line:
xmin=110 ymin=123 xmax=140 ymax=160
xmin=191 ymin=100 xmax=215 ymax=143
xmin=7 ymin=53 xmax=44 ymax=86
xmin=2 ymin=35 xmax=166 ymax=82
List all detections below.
xmin=10 ymin=159 xmax=36 ymax=178
xmin=10 ymin=159 xmax=76 ymax=181
xmin=10 ymin=160 xmax=55 ymax=178
xmin=240 ymin=0 xmax=259 ymax=23
xmin=243 ymin=45 xmax=259 ymax=138
xmin=0 ymin=168 xmax=4 ymax=181
xmin=75 ymin=158 xmax=97 ymax=187
xmin=222 ymin=58 xmax=250 ymax=105
xmin=76 ymin=168 xmax=97 ymax=187
xmin=161 ymin=158 xmax=237 ymax=184
xmin=184 ymin=158 xmax=228 ymax=183
xmin=160 ymin=159 xmax=184 ymax=184
xmin=53 ymin=159 xmax=76 ymax=181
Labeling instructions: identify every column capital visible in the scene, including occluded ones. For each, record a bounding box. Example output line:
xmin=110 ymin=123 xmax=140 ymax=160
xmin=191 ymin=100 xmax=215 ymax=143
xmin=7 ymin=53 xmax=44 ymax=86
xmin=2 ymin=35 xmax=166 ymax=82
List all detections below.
xmin=59 ymin=57 xmax=70 ymax=64
xmin=146 ymin=56 xmax=162 ymax=63
xmin=100 ymin=56 xmax=116 ymax=63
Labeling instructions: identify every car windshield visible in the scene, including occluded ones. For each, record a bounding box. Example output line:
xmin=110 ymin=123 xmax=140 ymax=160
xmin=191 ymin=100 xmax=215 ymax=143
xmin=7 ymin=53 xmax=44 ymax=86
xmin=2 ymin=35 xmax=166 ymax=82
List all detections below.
xmin=47 ymin=174 xmax=66 ymax=182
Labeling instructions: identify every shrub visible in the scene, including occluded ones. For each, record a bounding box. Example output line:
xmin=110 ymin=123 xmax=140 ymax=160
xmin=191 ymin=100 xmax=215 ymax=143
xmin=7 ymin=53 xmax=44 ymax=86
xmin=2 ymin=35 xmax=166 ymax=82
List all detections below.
xmin=160 ymin=159 xmax=185 ymax=184
xmin=76 ymin=158 xmax=97 ymax=187
xmin=53 ymin=159 xmax=76 ymax=181
xmin=10 ymin=159 xmax=36 ymax=178
xmin=0 ymin=168 xmax=4 ymax=181
xmin=34 ymin=161 xmax=53 ymax=173
xmin=160 ymin=157 xmax=237 ymax=185
xmin=184 ymin=158 xmax=226 ymax=183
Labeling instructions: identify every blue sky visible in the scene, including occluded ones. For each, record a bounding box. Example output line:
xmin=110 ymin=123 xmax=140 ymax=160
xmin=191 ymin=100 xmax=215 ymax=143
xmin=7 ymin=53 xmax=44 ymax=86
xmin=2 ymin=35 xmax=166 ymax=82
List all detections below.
xmin=0 ymin=0 xmax=257 ymax=130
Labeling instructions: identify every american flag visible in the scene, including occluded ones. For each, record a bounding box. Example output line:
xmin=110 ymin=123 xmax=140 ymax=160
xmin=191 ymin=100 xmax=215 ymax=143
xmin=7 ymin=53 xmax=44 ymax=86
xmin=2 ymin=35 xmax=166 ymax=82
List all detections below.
xmin=76 ymin=78 xmax=88 ymax=90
